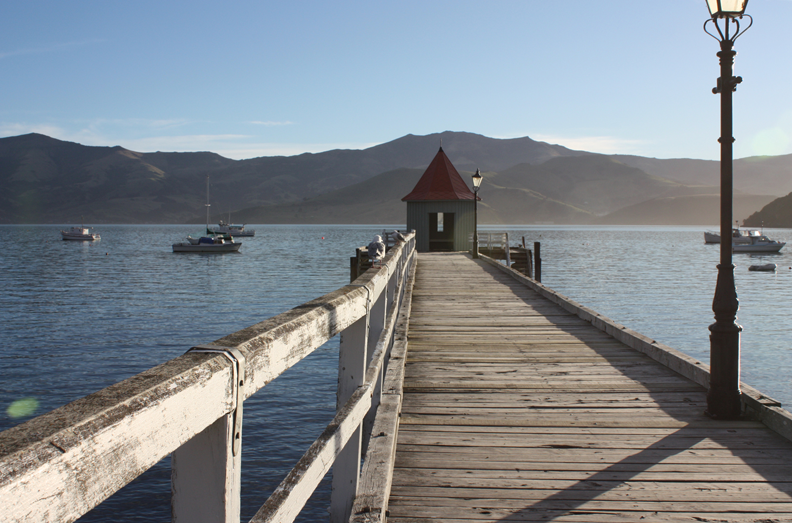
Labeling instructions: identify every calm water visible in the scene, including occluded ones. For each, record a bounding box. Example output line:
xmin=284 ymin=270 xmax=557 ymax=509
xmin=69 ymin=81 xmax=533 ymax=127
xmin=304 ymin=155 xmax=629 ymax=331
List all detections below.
xmin=1 ymin=224 xmax=791 ymax=521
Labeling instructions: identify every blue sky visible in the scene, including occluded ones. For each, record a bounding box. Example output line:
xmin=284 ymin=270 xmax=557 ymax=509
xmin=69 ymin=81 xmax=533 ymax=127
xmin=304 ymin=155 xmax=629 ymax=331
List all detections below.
xmin=2 ymin=1 xmax=791 ymax=161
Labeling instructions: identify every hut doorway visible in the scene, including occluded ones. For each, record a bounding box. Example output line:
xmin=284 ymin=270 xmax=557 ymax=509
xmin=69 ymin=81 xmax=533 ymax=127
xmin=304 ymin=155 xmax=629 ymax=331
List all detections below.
xmin=429 ymin=212 xmax=455 ymax=251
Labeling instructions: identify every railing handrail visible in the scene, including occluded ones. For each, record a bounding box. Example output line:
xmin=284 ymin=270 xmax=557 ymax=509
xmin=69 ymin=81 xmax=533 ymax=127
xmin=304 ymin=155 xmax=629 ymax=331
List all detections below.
xmin=0 ymin=232 xmax=417 ymax=523
xmin=250 ymin=245 xmax=415 ymax=522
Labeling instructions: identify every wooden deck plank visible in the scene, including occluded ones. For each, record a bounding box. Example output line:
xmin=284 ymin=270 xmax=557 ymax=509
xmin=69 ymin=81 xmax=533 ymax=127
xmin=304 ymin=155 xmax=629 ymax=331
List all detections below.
xmin=388 ymin=252 xmax=792 ymax=522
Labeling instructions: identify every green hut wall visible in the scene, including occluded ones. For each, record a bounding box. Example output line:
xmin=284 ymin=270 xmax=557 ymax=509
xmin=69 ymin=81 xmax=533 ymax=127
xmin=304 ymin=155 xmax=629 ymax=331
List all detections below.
xmin=406 ymin=200 xmax=476 ymax=252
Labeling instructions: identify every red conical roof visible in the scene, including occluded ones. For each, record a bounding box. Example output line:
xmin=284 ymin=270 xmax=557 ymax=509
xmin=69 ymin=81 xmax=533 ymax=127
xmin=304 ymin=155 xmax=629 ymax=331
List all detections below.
xmin=402 ymin=147 xmax=476 ymax=201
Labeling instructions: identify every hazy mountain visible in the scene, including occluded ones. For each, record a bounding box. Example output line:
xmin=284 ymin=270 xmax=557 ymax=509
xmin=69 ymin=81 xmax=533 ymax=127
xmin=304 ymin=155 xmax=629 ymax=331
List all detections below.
xmin=491 ymin=156 xmax=683 ymax=216
xmin=612 ymin=154 xmax=792 ymax=196
xmin=228 ymin=167 xmax=595 ymax=225
xmin=228 ymin=156 xmax=752 ymax=226
xmin=0 ymin=131 xmax=588 ymax=224
xmin=230 ymin=168 xmax=425 ymax=225
xmin=743 ymin=191 xmax=792 ymax=228
xmin=596 ymin=193 xmax=776 ymax=226
xmin=0 ymin=133 xmax=234 ymax=223
xmin=1 ymin=131 xmax=787 ymax=225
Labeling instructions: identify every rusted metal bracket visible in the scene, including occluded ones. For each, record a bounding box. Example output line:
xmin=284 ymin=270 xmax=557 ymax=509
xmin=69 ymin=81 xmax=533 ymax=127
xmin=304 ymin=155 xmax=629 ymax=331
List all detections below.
xmin=187 ymin=344 xmax=246 ymax=456
xmin=348 ymin=283 xmax=373 ymax=314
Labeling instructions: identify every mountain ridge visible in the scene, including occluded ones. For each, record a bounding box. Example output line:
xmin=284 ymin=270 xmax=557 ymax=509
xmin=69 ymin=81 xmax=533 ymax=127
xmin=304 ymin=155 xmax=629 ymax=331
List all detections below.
xmin=1 ymin=131 xmax=789 ymax=225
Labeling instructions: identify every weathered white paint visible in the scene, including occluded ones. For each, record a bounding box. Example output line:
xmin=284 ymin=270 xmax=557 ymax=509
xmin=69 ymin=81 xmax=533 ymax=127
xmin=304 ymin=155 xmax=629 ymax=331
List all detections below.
xmin=348 ymin=395 xmax=401 ymax=523
xmin=0 ymin=233 xmax=417 ymax=523
xmin=172 ymin=413 xmax=240 ymax=523
xmin=251 ymin=383 xmax=372 ymax=523
xmin=255 ymin=247 xmax=415 ymax=522
xmin=350 ymin=254 xmax=418 ymax=523
xmin=331 ymin=314 xmax=368 ymax=523
xmin=0 ymin=354 xmax=236 ymax=523
xmin=172 ymin=346 xmax=245 ymax=523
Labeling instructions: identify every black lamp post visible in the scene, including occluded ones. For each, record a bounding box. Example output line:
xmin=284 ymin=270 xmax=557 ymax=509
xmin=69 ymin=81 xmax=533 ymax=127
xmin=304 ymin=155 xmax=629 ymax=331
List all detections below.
xmin=703 ymin=0 xmax=752 ymax=419
xmin=472 ymin=169 xmax=482 ymax=259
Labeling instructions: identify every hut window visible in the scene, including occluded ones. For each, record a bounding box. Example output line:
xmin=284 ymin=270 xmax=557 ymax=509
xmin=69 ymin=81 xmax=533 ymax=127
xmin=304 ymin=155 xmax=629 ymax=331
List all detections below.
xmin=437 ymin=212 xmax=444 ymax=232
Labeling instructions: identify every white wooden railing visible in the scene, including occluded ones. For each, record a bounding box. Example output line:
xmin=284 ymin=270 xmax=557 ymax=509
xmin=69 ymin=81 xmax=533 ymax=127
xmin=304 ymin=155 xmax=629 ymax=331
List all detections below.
xmin=470 ymin=231 xmax=511 ymax=265
xmin=0 ymin=232 xmax=416 ymax=523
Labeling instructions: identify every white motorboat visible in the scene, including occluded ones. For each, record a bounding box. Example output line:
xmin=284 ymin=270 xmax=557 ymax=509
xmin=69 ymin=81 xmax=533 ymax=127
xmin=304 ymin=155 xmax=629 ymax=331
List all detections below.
xmin=704 ymin=228 xmax=761 ymax=244
xmin=173 ymin=235 xmax=241 ymax=253
xmin=207 ymin=219 xmax=255 ymax=237
xmin=732 ymin=235 xmax=785 ymax=253
xmin=61 ymin=226 xmax=100 ymax=241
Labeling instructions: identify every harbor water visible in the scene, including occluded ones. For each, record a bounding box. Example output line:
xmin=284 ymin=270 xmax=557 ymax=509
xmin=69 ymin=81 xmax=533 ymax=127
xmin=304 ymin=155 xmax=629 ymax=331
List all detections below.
xmin=1 ymin=224 xmax=791 ymax=522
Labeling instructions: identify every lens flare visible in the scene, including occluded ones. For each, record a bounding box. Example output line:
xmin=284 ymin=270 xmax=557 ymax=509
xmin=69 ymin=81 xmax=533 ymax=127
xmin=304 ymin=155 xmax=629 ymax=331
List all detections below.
xmin=6 ymin=397 xmax=39 ymax=419
xmin=750 ymin=128 xmax=790 ymax=157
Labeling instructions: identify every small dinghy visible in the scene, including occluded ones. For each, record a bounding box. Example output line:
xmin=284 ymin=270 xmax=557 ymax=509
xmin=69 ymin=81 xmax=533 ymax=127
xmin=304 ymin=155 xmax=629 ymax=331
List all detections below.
xmin=748 ymin=263 xmax=777 ymax=272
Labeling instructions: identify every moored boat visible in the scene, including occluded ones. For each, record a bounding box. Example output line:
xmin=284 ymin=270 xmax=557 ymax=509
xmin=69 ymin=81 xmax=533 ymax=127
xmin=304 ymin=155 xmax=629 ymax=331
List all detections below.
xmin=207 ymin=219 xmax=255 ymax=237
xmin=704 ymin=228 xmax=761 ymax=244
xmin=174 ymin=177 xmax=242 ymax=253
xmin=61 ymin=226 xmax=100 ymax=241
xmin=749 ymin=263 xmax=777 ymax=271
xmin=732 ymin=235 xmax=785 ymax=253
xmin=173 ymin=235 xmax=241 ymax=253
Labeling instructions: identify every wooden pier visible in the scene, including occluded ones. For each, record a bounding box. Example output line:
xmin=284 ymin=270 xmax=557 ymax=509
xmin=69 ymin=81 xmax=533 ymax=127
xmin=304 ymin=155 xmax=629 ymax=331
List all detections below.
xmin=383 ymin=253 xmax=792 ymax=522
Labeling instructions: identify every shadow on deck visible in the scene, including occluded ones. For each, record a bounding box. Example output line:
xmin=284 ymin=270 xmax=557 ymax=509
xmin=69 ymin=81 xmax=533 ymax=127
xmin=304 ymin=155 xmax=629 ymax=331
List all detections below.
xmin=387 ymin=252 xmax=792 ymax=522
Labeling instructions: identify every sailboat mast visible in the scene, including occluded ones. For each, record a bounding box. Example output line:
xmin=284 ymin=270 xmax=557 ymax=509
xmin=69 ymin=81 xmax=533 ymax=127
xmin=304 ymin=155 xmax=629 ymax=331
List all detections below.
xmin=205 ymin=175 xmax=210 ymax=230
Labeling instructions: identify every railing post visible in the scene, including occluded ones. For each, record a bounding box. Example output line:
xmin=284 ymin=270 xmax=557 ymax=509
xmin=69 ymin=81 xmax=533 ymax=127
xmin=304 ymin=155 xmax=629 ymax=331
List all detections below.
xmin=172 ymin=348 xmax=245 ymax=523
xmin=172 ymin=414 xmax=241 ymax=523
xmin=362 ymin=278 xmax=388 ymax=453
xmin=331 ymin=305 xmax=369 ymax=522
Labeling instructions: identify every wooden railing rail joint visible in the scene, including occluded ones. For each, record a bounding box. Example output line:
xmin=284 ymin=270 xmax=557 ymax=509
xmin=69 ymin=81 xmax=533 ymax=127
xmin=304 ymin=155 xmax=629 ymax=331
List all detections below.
xmin=187 ymin=345 xmax=246 ymax=456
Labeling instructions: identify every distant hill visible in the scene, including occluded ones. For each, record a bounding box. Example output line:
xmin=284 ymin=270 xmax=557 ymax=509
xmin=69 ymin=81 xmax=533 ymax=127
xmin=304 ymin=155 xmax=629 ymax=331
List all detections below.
xmin=596 ymin=193 xmax=776 ymax=225
xmin=0 ymin=131 xmax=589 ymax=224
xmin=229 ymin=155 xmax=766 ymax=226
xmin=612 ymin=154 xmax=792 ymax=196
xmin=743 ymin=192 xmax=792 ymax=228
xmin=492 ymin=156 xmax=682 ymax=216
xmin=0 ymin=133 xmax=235 ymax=224
xmin=1 ymin=131 xmax=788 ymax=225
xmin=229 ymin=167 xmax=596 ymax=225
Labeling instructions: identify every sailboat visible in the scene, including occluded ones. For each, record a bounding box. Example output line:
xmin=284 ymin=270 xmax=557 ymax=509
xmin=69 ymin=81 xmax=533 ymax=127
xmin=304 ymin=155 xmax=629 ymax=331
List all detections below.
xmin=207 ymin=213 xmax=255 ymax=237
xmin=172 ymin=176 xmax=242 ymax=253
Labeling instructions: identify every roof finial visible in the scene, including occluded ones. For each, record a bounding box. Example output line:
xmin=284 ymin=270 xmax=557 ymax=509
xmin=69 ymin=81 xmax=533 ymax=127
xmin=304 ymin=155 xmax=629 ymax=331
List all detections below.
xmin=439 ymin=137 xmax=443 ymax=152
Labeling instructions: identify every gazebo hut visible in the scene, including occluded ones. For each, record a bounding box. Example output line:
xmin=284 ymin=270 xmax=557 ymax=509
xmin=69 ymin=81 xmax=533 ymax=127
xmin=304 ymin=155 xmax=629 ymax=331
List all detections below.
xmin=402 ymin=147 xmax=477 ymax=252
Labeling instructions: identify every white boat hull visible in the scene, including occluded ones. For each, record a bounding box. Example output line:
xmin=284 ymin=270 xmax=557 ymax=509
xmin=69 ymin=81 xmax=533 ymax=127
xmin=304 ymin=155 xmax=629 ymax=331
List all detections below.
xmin=172 ymin=242 xmax=241 ymax=253
xmin=733 ymin=242 xmax=785 ymax=253
xmin=61 ymin=227 xmax=99 ymax=241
